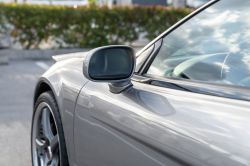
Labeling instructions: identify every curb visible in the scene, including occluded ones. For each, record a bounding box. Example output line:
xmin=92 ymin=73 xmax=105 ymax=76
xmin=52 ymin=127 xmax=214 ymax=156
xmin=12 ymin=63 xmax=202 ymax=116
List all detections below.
xmin=0 ymin=54 xmax=8 ymax=65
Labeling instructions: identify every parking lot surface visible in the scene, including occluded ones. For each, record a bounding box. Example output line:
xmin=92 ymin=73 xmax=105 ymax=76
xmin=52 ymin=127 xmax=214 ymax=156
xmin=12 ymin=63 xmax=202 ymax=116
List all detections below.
xmin=0 ymin=60 xmax=52 ymax=166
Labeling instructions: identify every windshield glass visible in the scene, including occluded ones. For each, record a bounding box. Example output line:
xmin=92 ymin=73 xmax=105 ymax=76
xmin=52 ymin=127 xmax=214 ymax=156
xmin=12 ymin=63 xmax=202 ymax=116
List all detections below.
xmin=148 ymin=0 xmax=250 ymax=87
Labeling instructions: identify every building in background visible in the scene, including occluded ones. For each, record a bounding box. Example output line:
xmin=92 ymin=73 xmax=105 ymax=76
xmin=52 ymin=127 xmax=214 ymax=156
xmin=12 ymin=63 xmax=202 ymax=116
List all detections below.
xmin=168 ymin=0 xmax=210 ymax=8
xmin=172 ymin=0 xmax=186 ymax=8
xmin=0 ymin=0 xmax=210 ymax=8
xmin=99 ymin=0 xmax=211 ymax=8
xmin=186 ymin=0 xmax=210 ymax=8
xmin=132 ymin=0 xmax=167 ymax=6
xmin=98 ymin=0 xmax=167 ymax=6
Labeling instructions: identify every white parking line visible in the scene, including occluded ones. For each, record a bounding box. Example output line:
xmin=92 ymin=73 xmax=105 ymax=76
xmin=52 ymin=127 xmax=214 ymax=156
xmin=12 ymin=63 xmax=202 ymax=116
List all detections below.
xmin=36 ymin=61 xmax=49 ymax=70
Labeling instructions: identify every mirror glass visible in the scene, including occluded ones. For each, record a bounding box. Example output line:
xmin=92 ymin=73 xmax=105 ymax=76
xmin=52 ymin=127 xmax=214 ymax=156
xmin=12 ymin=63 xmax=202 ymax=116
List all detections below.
xmin=89 ymin=48 xmax=134 ymax=80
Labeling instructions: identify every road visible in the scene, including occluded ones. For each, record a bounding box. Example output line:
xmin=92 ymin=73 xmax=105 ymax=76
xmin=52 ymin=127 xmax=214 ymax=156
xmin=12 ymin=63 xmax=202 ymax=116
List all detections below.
xmin=0 ymin=60 xmax=53 ymax=166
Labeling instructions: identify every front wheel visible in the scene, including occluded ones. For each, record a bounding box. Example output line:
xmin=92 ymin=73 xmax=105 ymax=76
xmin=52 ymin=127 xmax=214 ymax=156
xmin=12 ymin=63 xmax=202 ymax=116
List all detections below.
xmin=31 ymin=91 xmax=69 ymax=166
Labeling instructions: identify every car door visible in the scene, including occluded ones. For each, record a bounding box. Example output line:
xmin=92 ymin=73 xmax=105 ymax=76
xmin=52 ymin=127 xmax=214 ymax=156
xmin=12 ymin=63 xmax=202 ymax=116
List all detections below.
xmin=74 ymin=0 xmax=250 ymax=165
xmin=74 ymin=74 xmax=250 ymax=166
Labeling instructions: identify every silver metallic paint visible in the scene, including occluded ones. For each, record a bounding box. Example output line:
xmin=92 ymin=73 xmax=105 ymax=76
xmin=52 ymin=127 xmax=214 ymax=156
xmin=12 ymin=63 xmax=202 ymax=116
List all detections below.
xmin=35 ymin=58 xmax=89 ymax=166
xmin=34 ymin=51 xmax=250 ymax=165
xmin=52 ymin=51 xmax=89 ymax=63
xmin=74 ymin=81 xmax=250 ymax=166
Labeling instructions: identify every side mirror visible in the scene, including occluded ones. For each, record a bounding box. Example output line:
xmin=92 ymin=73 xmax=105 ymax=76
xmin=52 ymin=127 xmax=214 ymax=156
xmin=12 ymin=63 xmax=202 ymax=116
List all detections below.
xmin=83 ymin=45 xmax=136 ymax=93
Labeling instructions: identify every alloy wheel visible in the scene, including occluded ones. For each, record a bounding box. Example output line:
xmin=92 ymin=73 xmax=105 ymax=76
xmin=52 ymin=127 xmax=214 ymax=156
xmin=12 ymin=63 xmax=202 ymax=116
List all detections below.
xmin=32 ymin=102 xmax=60 ymax=166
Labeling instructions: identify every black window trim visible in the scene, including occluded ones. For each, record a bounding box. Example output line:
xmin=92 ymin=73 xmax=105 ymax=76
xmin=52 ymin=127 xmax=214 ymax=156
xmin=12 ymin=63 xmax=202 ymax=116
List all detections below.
xmin=135 ymin=44 xmax=155 ymax=73
xmin=138 ymin=38 xmax=163 ymax=75
xmin=135 ymin=73 xmax=250 ymax=102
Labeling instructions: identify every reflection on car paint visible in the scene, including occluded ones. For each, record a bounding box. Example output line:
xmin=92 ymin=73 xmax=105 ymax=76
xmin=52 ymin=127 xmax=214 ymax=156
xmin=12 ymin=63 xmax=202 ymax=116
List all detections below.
xmin=74 ymin=81 xmax=250 ymax=166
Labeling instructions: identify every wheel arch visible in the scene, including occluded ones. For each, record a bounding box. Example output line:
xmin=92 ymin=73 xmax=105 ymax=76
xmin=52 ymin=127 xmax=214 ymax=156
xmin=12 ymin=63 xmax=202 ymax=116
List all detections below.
xmin=34 ymin=78 xmax=58 ymax=108
xmin=33 ymin=58 xmax=89 ymax=166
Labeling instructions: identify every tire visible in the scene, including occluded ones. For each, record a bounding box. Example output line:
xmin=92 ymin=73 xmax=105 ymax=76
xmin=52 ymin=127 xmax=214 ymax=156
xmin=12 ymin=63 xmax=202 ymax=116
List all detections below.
xmin=31 ymin=91 xmax=69 ymax=166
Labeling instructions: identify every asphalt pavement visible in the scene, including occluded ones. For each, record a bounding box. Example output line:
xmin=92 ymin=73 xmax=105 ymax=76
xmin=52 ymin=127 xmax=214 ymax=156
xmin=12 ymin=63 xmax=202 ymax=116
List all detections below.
xmin=0 ymin=60 xmax=53 ymax=166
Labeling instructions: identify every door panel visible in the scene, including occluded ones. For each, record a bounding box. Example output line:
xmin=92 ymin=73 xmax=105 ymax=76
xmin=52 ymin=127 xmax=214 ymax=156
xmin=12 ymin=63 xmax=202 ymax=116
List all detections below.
xmin=74 ymin=80 xmax=250 ymax=166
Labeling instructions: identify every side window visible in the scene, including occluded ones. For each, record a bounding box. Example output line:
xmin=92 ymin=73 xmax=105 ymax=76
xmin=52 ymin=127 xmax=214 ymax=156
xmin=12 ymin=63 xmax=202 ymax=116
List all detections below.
xmin=147 ymin=0 xmax=250 ymax=87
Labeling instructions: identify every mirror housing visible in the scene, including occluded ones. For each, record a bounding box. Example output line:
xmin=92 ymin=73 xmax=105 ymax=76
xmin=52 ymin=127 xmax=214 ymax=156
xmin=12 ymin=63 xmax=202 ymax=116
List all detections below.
xmin=83 ymin=45 xmax=136 ymax=93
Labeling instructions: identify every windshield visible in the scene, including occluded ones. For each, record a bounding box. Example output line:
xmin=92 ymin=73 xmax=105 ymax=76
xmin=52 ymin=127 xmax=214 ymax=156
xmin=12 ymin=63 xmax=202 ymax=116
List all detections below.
xmin=148 ymin=0 xmax=250 ymax=87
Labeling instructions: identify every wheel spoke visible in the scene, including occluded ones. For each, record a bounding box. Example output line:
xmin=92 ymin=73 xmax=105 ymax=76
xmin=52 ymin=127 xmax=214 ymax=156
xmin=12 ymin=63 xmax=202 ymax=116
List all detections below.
xmin=36 ymin=138 xmax=46 ymax=153
xmin=50 ymin=155 xmax=59 ymax=166
xmin=42 ymin=108 xmax=53 ymax=142
xmin=44 ymin=155 xmax=50 ymax=166
xmin=39 ymin=156 xmax=45 ymax=166
xmin=34 ymin=105 xmax=60 ymax=166
xmin=50 ymin=134 xmax=59 ymax=152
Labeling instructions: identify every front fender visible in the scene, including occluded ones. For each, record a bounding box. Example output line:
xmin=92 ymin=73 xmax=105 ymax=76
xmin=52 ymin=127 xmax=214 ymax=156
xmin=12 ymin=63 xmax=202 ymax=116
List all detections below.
xmin=33 ymin=57 xmax=89 ymax=166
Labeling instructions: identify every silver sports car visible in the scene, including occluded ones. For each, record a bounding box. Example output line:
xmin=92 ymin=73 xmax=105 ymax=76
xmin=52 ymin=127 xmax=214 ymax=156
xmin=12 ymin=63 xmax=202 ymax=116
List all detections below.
xmin=31 ymin=0 xmax=250 ymax=166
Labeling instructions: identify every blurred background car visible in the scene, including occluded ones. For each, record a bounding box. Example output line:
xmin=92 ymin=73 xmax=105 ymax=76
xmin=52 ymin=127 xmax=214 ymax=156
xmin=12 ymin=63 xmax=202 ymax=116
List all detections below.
xmin=168 ymin=0 xmax=211 ymax=8
xmin=186 ymin=0 xmax=210 ymax=8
